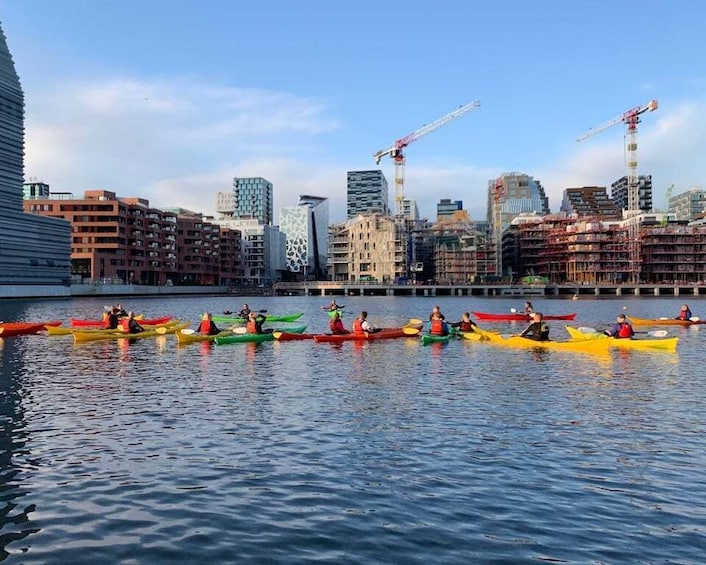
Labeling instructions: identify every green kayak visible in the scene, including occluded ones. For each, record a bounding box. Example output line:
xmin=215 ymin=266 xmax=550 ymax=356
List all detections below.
xmin=420 ymin=333 xmax=452 ymax=345
xmin=214 ymin=325 xmax=307 ymax=345
xmin=213 ymin=313 xmax=304 ymax=324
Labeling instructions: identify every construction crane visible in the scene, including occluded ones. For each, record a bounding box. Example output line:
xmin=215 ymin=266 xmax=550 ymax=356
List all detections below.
xmin=577 ymin=99 xmax=658 ymax=212
xmin=374 ymin=100 xmax=480 ymax=217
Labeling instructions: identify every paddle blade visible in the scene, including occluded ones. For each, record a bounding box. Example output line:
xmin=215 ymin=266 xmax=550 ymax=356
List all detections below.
xmin=649 ymin=330 xmax=668 ymax=338
xmin=403 ymin=326 xmax=421 ymax=335
xmin=578 ymin=326 xmax=599 ymax=333
xmin=155 ymin=327 xmax=168 ymax=334
xmin=180 ymin=328 xmax=196 ymax=335
xmin=690 ymin=316 xmax=700 ymax=322
xmin=407 ymin=318 xmax=423 ymax=327
xmin=232 ymin=327 xmax=247 ymax=334
xmin=510 ymin=308 xmax=517 ymax=313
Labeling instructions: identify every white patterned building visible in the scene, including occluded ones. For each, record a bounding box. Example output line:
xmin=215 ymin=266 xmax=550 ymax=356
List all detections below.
xmin=280 ymin=195 xmax=329 ymax=279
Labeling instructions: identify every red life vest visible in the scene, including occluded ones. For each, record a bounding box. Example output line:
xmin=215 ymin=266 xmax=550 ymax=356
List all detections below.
xmin=120 ymin=319 xmax=130 ymax=332
xmin=198 ymin=321 xmax=212 ymax=335
xmin=430 ymin=319 xmax=446 ymax=335
xmin=459 ymin=321 xmax=474 ymax=332
xmin=618 ymin=322 xmax=633 ymax=338
xmin=353 ymin=318 xmax=364 ymax=333
xmin=246 ymin=320 xmax=258 ymax=334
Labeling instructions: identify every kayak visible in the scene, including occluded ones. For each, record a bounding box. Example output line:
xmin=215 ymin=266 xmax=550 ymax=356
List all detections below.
xmin=48 ymin=319 xmax=180 ymax=336
xmin=215 ymin=325 xmax=308 ymax=345
xmin=313 ymin=327 xmax=420 ymax=343
xmin=472 ymin=311 xmax=577 ymax=322
xmin=72 ymin=322 xmax=189 ymax=343
xmin=458 ymin=330 xmax=487 ymax=342
xmin=420 ymin=333 xmax=452 ymax=345
xmin=70 ymin=315 xmax=172 ymax=327
xmin=327 ymin=309 xmax=345 ymax=318
xmin=212 ymin=313 xmax=303 ymax=324
xmin=175 ymin=330 xmax=234 ymax=345
xmin=627 ymin=315 xmax=706 ymax=326
xmin=564 ymin=326 xmax=679 ymax=351
xmin=273 ymin=331 xmax=317 ymax=341
xmin=0 ymin=321 xmax=62 ymax=337
xmin=474 ymin=327 xmax=678 ymax=353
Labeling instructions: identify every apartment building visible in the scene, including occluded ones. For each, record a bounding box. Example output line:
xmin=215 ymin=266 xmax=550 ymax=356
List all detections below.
xmin=560 ymin=186 xmax=620 ymax=220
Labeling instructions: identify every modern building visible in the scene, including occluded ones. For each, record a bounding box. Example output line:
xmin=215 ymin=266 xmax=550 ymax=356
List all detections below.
xmin=23 ymin=179 xmax=50 ymax=200
xmin=216 ymin=176 xmax=274 ymax=225
xmin=166 ymin=208 xmax=222 ymax=286
xmin=279 ymin=195 xmax=329 ymax=280
xmin=401 ymin=198 xmax=420 ymax=221
xmin=0 ymin=24 xmax=71 ymax=291
xmin=669 ymin=188 xmax=706 ymax=222
xmin=346 ymin=170 xmax=390 ymax=218
xmin=560 ymin=186 xmax=620 ymax=219
xmin=437 ymin=198 xmax=463 ymax=221
xmin=611 ymin=175 xmax=653 ymax=213
xmin=327 ymin=214 xmax=405 ymax=283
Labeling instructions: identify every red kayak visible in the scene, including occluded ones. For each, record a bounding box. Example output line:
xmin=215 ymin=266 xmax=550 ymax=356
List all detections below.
xmin=70 ymin=315 xmax=173 ymax=327
xmin=313 ymin=327 xmax=419 ymax=343
xmin=273 ymin=331 xmax=316 ymax=341
xmin=0 ymin=321 xmax=62 ymax=337
xmin=472 ymin=311 xmax=577 ymax=322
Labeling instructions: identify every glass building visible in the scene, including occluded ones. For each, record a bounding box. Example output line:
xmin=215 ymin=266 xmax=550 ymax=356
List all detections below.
xmin=0 ymin=23 xmax=71 ymax=291
xmin=346 ymin=170 xmax=390 ymax=218
xmin=216 ymin=177 xmax=274 ymax=225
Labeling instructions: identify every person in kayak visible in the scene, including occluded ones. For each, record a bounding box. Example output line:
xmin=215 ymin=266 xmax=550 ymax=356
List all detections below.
xmin=428 ymin=305 xmax=445 ymax=321
xmin=104 ymin=307 xmax=120 ymax=330
xmin=197 ymin=312 xmax=221 ymax=335
xmin=325 ymin=299 xmax=343 ymax=312
xmin=451 ymin=312 xmax=477 ymax=333
xmin=238 ymin=304 xmax=251 ymax=319
xmin=329 ymin=311 xmax=349 ymax=334
xmin=676 ymin=304 xmax=693 ymax=320
xmin=353 ymin=311 xmax=379 ymax=334
xmin=429 ymin=311 xmax=449 ymax=336
xmin=122 ymin=312 xmax=144 ymax=334
xmin=523 ymin=301 xmax=534 ymax=316
xmin=246 ymin=311 xmax=269 ymax=334
xmin=605 ymin=314 xmax=634 ymax=339
xmin=519 ymin=312 xmax=549 ymax=341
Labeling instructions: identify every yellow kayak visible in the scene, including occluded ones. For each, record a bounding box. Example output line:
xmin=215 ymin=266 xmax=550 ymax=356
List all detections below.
xmin=474 ymin=327 xmax=678 ymax=353
xmin=72 ymin=321 xmax=189 ymax=343
xmin=49 ymin=319 xmax=181 ymax=336
xmin=565 ymin=326 xmax=679 ymax=351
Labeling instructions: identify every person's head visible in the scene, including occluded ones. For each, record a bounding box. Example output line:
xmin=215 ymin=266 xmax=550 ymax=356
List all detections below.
xmin=128 ymin=311 xmax=134 ymax=318
xmin=243 ymin=304 xmax=249 ymax=309
xmin=431 ymin=312 xmax=442 ymax=320
xmin=681 ymin=304 xmax=689 ymax=311
xmin=525 ymin=301 xmax=533 ymax=308
xmin=462 ymin=312 xmax=471 ymax=321
xmin=533 ymin=312 xmax=543 ymax=321
xmin=202 ymin=312 xmax=211 ymax=321
xmin=361 ymin=311 xmax=368 ymax=320
xmin=249 ymin=312 xmax=257 ymax=319
xmin=432 ymin=305 xmax=441 ymax=314
xmin=617 ymin=314 xmax=626 ymax=322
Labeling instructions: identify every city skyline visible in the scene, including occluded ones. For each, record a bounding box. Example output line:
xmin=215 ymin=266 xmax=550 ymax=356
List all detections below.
xmin=3 ymin=1 xmax=706 ymax=223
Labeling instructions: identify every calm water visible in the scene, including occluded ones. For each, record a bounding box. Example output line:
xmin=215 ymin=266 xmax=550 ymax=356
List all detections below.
xmin=0 ymin=294 xmax=705 ymax=563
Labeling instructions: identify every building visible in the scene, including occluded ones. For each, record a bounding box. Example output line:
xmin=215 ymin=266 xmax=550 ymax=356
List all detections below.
xmin=327 ymin=214 xmax=405 ymax=283
xmin=669 ymin=188 xmax=706 ymax=222
xmin=611 ymin=175 xmax=653 ymax=213
xmin=560 ymin=186 xmax=620 ymax=219
xmin=428 ymin=219 xmax=495 ymax=284
xmin=279 ymin=195 xmax=329 ymax=280
xmin=437 ymin=198 xmax=463 ymax=221
xmin=216 ymin=176 xmax=274 ymax=225
xmin=23 ymin=179 xmax=50 ymax=200
xmin=0 ymin=24 xmax=71 ymax=290
xmin=166 ymin=208 xmax=222 ymax=286
xmin=347 ymin=170 xmax=390 ymax=218
xmin=401 ymin=198 xmax=420 ymax=221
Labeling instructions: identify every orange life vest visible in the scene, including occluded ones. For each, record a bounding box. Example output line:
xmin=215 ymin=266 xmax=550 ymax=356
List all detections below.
xmin=120 ymin=319 xmax=130 ymax=332
xmin=430 ymin=319 xmax=446 ymax=335
xmin=353 ymin=318 xmax=364 ymax=333
xmin=247 ymin=320 xmax=258 ymax=334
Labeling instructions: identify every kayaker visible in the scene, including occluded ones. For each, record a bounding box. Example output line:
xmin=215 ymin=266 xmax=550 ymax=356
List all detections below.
xmin=605 ymin=314 xmax=634 ymax=339
xmin=353 ymin=311 xmax=379 ymax=334
xmin=238 ymin=304 xmax=251 ymax=319
xmin=114 ymin=303 xmax=128 ymax=317
xmin=104 ymin=307 xmax=120 ymax=330
xmin=325 ymin=299 xmax=342 ymax=312
xmin=429 ymin=312 xmax=449 ymax=336
xmin=451 ymin=312 xmax=477 ymax=333
xmin=523 ymin=301 xmax=534 ymax=316
xmin=519 ymin=312 xmax=549 ymax=341
xmin=197 ymin=312 xmax=220 ymax=336
xmin=676 ymin=304 xmax=693 ymax=320
xmin=246 ymin=311 xmax=268 ymax=334
xmin=122 ymin=311 xmax=144 ymax=334
xmin=428 ymin=305 xmax=445 ymax=321
xmin=329 ymin=312 xmax=349 ymax=334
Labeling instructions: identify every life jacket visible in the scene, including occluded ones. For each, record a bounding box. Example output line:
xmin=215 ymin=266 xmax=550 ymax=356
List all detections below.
xmin=617 ymin=322 xmax=633 ymax=338
xmin=198 ymin=321 xmax=212 ymax=335
xmin=430 ymin=319 xmax=446 ymax=335
xmin=120 ymin=319 xmax=130 ymax=332
xmin=459 ymin=321 xmax=475 ymax=332
xmin=677 ymin=310 xmax=691 ymax=320
xmin=353 ymin=318 xmax=364 ymax=333
xmin=246 ymin=319 xmax=258 ymax=334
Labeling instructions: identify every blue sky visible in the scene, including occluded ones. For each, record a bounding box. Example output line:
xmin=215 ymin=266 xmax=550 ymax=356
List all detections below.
xmin=3 ymin=0 xmax=706 ymax=222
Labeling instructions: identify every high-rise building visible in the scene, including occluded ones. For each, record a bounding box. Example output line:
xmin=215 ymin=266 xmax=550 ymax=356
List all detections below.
xmin=216 ymin=177 xmax=273 ymax=225
xmin=23 ymin=179 xmax=50 ymax=200
xmin=279 ymin=195 xmax=329 ymax=279
xmin=668 ymin=188 xmax=706 ymax=221
xmin=611 ymin=175 xmax=652 ymax=213
xmin=401 ymin=198 xmax=419 ymax=221
xmin=346 ymin=170 xmax=389 ymax=218
xmin=437 ymin=198 xmax=463 ymax=221
xmin=0 ymin=24 xmax=71 ymax=291
xmin=560 ymin=186 xmax=620 ymax=219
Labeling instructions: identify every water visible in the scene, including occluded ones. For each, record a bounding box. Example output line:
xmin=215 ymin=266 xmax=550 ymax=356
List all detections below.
xmin=1 ymin=295 xmax=705 ymax=563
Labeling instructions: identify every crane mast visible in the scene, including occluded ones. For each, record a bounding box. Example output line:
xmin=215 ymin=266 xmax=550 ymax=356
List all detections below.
xmin=374 ymin=100 xmax=480 ymax=217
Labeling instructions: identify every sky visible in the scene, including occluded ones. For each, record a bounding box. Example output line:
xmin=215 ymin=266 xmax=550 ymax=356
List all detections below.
xmin=2 ymin=0 xmax=706 ymax=223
